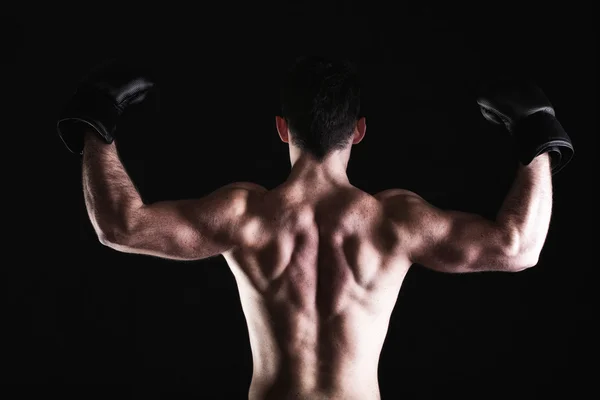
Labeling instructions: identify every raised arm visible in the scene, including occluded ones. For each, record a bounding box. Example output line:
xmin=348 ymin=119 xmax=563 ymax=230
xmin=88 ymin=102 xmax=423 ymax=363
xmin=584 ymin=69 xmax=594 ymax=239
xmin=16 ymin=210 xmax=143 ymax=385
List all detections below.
xmin=57 ymin=60 xmax=267 ymax=261
xmin=83 ymin=132 xmax=266 ymax=260
xmin=379 ymin=80 xmax=573 ymax=273
xmin=381 ymin=153 xmax=552 ymax=273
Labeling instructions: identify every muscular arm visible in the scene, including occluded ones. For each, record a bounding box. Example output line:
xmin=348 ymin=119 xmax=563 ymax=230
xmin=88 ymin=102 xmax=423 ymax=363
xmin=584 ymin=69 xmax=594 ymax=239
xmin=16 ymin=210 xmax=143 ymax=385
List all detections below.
xmin=82 ymin=133 xmax=144 ymax=241
xmin=82 ymin=132 xmax=265 ymax=260
xmin=495 ymin=154 xmax=553 ymax=267
xmin=382 ymin=154 xmax=552 ymax=273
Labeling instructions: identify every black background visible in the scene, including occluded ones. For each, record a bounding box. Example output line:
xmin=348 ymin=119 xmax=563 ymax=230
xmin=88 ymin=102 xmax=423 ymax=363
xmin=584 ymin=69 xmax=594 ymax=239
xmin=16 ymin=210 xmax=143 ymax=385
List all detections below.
xmin=4 ymin=5 xmax=594 ymax=399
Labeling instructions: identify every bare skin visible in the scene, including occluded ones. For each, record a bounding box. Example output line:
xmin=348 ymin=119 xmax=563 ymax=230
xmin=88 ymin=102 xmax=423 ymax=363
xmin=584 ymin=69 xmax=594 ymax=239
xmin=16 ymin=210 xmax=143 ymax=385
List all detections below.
xmin=82 ymin=116 xmax=552 ymax=399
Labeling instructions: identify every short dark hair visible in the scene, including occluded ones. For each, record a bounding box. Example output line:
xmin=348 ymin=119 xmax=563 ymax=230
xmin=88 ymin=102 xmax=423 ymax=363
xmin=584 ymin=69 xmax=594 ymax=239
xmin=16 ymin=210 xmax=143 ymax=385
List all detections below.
xmin=280 ymin=56 xmax=361 ymax=160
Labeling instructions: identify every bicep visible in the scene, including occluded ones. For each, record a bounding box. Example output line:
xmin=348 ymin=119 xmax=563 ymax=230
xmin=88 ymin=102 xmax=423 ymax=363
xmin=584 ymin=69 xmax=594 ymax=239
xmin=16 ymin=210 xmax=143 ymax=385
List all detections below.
xmin=386 ymin=192 xmax=520 ymax=273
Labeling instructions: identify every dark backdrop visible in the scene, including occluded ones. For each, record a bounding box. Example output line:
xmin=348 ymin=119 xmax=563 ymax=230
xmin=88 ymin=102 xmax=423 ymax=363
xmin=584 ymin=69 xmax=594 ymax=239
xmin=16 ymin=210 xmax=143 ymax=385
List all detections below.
xmin=4 ymin=5 xmax=594 ymax=399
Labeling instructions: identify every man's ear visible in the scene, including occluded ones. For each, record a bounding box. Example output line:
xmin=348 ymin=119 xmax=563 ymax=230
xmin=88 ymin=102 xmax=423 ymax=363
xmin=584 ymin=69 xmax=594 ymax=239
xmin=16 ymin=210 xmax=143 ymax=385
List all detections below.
xmin=353 ymin=117 xmax=366 ymax=144
xmin=276 ymin=116 xmax=289 ymax=143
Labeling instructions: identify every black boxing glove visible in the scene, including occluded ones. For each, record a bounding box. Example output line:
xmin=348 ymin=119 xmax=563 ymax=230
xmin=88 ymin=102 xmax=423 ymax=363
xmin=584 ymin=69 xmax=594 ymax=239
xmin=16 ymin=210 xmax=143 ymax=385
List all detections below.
xmin=477 ymin=80 xmax=574 ymax=175
xmin=57 ymin=59 xmax=155 ymax=154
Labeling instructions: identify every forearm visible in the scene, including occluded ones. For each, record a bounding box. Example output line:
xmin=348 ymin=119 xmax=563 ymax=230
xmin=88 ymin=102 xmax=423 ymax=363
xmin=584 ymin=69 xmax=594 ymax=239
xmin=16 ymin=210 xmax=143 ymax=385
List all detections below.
xmin=82 ymin=132 xmax=144 ymax=240
xmin=496 ymin=153 xmax=553 ymax=262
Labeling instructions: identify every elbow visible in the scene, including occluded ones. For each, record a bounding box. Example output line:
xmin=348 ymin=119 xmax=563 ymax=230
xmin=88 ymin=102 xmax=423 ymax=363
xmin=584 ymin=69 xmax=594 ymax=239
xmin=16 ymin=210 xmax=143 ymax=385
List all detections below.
xmin=97 ymin=227 xmax=131 ymax=248
xmin=94 ymin=209 xmax=146 ymax=251
xmin=510 ymin=251 xmax=540 ymax=272
xmin=504 ymin=233 xmax=541 ymax=272
xmin=468 ymin=231 xmax=541 ymax=273
xmin=507 ymin=256 xmax=539 ymax=272
xmin=487 ymin=229 xmax=539 ymax=272
xmin=93 ymin=214 xmax=140 ymax=248
xmin=97 ymin=230 xmax=119 ymax=247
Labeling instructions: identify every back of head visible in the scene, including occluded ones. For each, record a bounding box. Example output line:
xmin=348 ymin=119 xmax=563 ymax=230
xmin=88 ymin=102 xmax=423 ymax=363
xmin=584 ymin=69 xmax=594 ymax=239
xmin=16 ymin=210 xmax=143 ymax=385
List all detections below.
xmin=281 ymin=56 xmax=361 ymax=160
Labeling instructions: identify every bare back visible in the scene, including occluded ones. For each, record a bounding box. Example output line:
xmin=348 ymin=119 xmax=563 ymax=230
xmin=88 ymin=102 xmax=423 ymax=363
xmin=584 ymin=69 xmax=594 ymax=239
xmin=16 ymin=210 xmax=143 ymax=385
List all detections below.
xmin=223 ymin=182 xmax=412 ymax=400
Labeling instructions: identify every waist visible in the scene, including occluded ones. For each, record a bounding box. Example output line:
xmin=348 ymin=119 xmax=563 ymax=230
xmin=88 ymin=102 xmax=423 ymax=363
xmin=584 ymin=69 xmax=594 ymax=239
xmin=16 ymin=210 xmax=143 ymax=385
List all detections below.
xmin=249 ymin=378 xmax=381 ymax=400
xmin=249 ymin=360 xmax=380 ymax=400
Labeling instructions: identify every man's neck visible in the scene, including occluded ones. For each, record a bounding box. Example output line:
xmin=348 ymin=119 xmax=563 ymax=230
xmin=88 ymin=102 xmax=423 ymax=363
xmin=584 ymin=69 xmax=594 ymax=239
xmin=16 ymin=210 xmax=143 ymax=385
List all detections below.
xmin=288 ymin=152 xmax=350 ymax=187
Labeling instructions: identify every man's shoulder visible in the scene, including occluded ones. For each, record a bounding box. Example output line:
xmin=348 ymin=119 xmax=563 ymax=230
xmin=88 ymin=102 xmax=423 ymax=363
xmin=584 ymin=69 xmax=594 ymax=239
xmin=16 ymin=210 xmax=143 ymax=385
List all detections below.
xmin=221 ymin=181 xmax=269 ymax=193
xmin=372 ymin=188 xmax=429 ymax=229
xmin=373 ymin=188 xmax=422 ymax=203
xmin=216 ymin=182 xmax=269 ymax=218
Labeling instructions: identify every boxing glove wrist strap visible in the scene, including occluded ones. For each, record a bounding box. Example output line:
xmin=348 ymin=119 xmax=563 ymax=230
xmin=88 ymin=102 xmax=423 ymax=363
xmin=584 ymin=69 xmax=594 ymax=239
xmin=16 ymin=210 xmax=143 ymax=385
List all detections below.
xmin=513 ymin=111 xmax=574 ymax=175
xmin=57 ymin=88 xmax=120 ymax=153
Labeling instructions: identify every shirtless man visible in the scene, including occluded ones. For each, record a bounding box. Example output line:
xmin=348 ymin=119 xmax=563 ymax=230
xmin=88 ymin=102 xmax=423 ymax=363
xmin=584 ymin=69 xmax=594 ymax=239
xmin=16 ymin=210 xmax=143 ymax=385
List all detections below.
xmin=57 ymin=57 xmax=574 ymax=399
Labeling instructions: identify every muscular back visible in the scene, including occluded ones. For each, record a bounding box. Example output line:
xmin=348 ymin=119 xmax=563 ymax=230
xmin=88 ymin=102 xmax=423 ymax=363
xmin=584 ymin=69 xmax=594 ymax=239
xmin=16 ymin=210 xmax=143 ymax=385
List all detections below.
xmin=223 ymin=183 xmax=412 ymax=399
